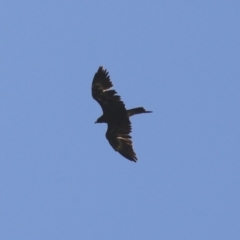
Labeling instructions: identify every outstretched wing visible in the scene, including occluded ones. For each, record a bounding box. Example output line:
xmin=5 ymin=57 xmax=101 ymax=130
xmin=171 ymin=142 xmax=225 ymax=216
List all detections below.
xmin=92 ymin=66 xmax=126 ymax=113
xmin=106 ymin=120 xmax=137 ymax=162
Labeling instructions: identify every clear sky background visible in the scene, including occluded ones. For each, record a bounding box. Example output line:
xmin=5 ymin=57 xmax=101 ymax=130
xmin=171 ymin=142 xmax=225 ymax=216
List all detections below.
xmin=1 ymin=1 xmax=240 ymax=239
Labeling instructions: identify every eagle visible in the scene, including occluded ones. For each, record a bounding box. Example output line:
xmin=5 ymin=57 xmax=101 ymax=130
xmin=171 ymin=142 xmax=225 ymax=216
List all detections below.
xmin=92 ymin=66 xmax=152 ymax=162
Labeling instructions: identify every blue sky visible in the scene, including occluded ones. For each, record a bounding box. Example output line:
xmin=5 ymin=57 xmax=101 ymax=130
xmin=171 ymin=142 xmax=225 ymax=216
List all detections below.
xmin=1 ymin=1 xmax=240 ymax=239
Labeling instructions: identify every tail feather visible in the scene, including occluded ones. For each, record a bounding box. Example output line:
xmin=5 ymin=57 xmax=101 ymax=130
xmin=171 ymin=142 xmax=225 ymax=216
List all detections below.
xmin=127 ymin=107 xmax=152 ymax=117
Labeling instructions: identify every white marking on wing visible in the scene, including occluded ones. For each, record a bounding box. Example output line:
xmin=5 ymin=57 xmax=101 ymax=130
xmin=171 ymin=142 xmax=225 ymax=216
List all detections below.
xmin=103 ymin=88 xmax=111 ymax=92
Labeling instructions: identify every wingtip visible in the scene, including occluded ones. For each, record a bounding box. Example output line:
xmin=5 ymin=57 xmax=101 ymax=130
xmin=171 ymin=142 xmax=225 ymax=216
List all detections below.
xmin=98 ymin=66 xmax=104 ymax=71
xmin=127 ymin=155 xmax=138 ymax=162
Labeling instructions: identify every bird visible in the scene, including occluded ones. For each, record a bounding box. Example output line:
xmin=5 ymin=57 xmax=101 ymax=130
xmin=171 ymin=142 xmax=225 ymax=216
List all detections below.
xmin=92 ymin=66 xmax=152 ymax=162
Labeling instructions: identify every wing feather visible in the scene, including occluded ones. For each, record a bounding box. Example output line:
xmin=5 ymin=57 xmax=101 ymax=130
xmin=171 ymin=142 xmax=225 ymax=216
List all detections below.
xmin=106 ymin=120 xmax=137 ymax=162
xmin=92 ymin=66 xmax=126 ymax=112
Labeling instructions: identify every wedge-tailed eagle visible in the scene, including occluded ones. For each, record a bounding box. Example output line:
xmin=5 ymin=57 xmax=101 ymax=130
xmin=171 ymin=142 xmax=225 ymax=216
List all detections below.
xmin=92 ymin=66 xmax=152 ymax=162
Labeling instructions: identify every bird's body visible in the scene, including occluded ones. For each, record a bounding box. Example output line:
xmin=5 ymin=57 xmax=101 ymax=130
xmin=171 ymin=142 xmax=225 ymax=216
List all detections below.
xmin=92 ymin=66 xmax=151 ymax=162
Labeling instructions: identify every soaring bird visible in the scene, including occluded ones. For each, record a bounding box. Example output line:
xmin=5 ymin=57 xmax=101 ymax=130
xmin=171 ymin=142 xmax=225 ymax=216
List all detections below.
xmin=92 ymin=66 xmax=152 ymax=162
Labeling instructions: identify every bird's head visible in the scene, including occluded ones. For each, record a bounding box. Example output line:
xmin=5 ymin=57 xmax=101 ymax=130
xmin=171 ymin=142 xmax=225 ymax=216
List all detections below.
xmin=95 ymin=115 xmax=106 ymax=123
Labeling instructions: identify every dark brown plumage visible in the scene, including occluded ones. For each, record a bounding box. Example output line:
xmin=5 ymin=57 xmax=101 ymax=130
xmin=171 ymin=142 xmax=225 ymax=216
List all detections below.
xmin=92 ymin=66 xmax=152 ymax=162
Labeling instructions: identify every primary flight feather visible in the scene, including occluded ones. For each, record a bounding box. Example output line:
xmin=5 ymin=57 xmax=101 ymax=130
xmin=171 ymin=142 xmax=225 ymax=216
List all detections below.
xmin=92 ymin=66 xmax=152 ymax=162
